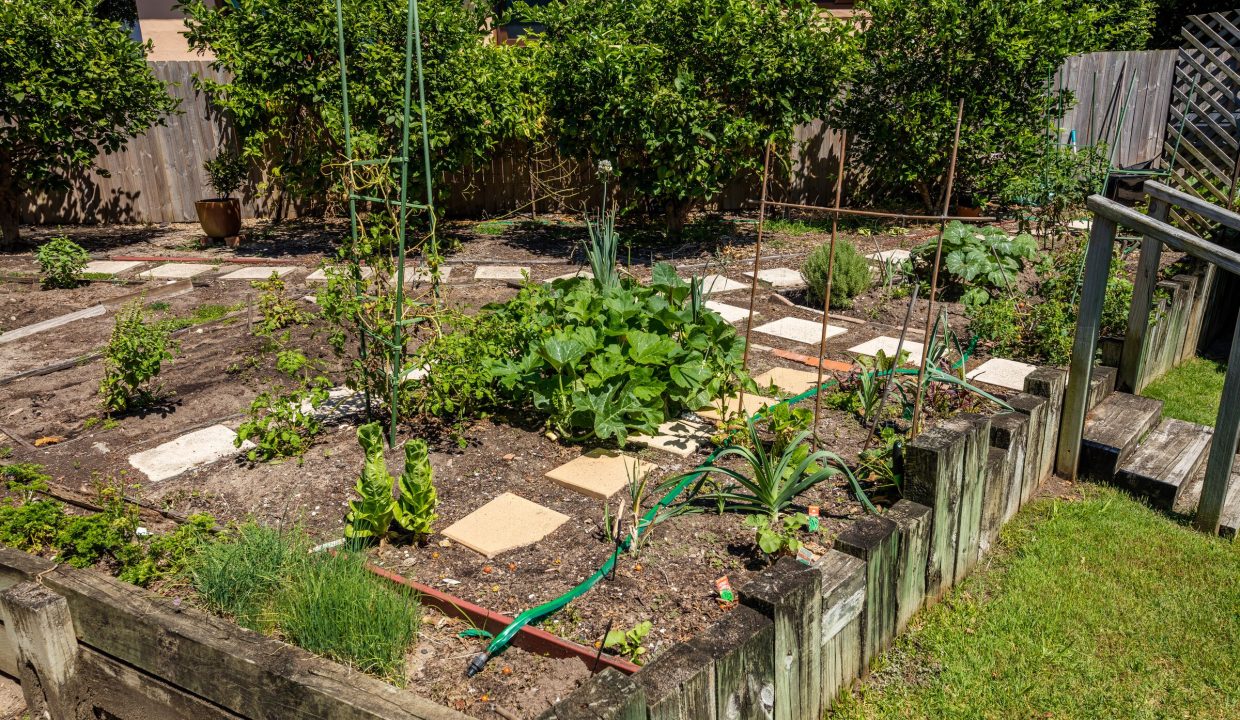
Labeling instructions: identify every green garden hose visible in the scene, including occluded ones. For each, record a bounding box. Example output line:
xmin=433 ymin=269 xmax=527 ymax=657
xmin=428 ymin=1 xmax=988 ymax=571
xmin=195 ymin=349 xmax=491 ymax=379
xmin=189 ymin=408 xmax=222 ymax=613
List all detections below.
xmin=466 ymin=339 xmax=982 ymax=676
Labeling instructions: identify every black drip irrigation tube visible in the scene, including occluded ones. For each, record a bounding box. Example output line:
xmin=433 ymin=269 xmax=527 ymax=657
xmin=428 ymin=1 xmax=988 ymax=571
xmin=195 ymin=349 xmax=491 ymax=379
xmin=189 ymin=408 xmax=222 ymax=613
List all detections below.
xmin=467 ymin=338 xmax=987 ymax=676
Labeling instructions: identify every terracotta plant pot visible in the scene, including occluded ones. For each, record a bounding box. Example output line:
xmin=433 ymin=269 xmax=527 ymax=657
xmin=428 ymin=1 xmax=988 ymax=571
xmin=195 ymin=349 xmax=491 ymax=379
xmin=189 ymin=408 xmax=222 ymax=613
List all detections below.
xmin=954 ymin=204 xmax=983 ymax=218
xmin=194 ymin=197 xmax=242 ymax=239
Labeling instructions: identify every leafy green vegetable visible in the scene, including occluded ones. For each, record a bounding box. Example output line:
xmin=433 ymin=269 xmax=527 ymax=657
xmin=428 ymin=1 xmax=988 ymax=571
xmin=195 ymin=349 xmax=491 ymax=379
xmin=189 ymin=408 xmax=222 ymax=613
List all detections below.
xmin=345 ymin=423 xmax=395 ymax=544
xmin=911 ymin=222 xmax=1038 ymax=306
xmin=392 ymin=439 xmax=437 ymax=538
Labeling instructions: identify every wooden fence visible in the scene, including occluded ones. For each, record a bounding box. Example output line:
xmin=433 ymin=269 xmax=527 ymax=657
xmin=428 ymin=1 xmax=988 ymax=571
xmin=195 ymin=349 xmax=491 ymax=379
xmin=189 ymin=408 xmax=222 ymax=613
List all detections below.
xmin=19 ymin=50 xmax=1181 ymax=226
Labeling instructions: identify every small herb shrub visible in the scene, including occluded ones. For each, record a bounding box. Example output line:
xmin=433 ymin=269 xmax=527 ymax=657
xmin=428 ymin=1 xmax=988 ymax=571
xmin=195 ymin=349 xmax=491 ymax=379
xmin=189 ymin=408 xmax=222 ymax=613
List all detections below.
xmin=489 ymin=264 xmax=751 ymax=444
xmin=801 ymin=239 xmax=872 ymax=309
xmin=235 ymin=380 xmax=330 ymax=462
xmin=116 ymin=513 xmax=215 ymax=587
xmin=203 ymin=150 xmax=247 ymax=198
xmin=100 ymin=302 xmax=177 ymax=413
xmin=193 ymin=522 xmax=307 ymax=629
xmin=252 ymin=273 xmax=306 ymax=335
xmin=55 ymin=483 xmax=140 ymax=568
xmin=346 ymin=422 xmax=439 ymax=544
xmin=911 ymin=222 xmax=1038 ymax=306
xmin=35 ymin=236 xmax=90 ymax=289
xmin=0 ymin=462 xmax=63 ymax=554
xmin=191 ymin=523 xmax=420 ymax=683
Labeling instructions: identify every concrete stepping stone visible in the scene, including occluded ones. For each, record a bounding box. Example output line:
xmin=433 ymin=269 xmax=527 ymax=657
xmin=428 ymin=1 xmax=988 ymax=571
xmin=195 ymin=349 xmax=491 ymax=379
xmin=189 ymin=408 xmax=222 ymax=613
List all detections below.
xmin=305 ymin=266 xmax=374 ymax=284
xmin=699 ymin=274 xmax=749 ymax=295
xmin=409 ymin=266 xmax=453 ymax=283
xmin=83 ymin=260 xmax=143 ymax=276
xmin=545 ymin=449 xmax=656 ymax=500
xmin=545 ymin=269 xmax=594 ymax=283
xmin=965 ymin=358 xmax=1037 ymax=391
xmin=696 ymin=392 xmax=779 ymax=422
xmin=704 ymin=301 xmax=752 ymax=324
xmin=742 ymin=267 xmax=805 ymax=289
xmin=128 ymin=424 xmax=253 ymax=482
xmin=753 ymin=367 xmax=825 ymax=395
xmin=754 ymin=317 xmax=847 ymax=345
xmin=139 ymin=263 xmax=215 ymax=279
xmin=218 ymin=266 xmax=298 ymax=281
xmin=474 ymin=266 xmax=529 ymax=281
xmin=629 ymin=418 xmax=713 ymax=457
xmin=441 ymin=493 xmax=569 ymax=559
xmin=298 ymin=387 xmax=366 ymax=421
xmin=848 ymin=335 xmax=924 ymax=365
xmin=865 ymin=249 xmax=911 ymax=264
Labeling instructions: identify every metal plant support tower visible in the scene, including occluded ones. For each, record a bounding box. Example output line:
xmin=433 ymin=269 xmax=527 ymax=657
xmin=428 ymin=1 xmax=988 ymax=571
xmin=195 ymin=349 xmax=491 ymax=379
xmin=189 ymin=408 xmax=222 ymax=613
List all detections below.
xmin=332 ymin=0 xmax=438 ymax=446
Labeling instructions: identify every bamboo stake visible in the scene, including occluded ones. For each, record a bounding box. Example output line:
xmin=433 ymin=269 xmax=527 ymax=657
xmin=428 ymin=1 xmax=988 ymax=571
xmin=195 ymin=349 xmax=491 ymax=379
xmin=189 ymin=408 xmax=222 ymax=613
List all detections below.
xmin=739 ymin=142 xmax=773 ymax=416
xmin=911 ymin=99 xmax=965 ymax=435
xmin=812 ymin=132 xmax=848 ymax=451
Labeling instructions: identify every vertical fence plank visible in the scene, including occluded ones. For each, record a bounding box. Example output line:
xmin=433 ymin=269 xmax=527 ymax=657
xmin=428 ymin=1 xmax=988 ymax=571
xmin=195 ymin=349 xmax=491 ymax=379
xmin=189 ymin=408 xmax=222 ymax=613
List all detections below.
xmin=833 ymin=516 xmax=899 ymax=672
xmin=886 ymin=500 xmax=931 ymax=634
xmin=814 ymin=552 xmax=864 ymax=711
xmin=0 ymin=582 xmax=80 ymax=719
xmin=540 ymin=668 xmax=647 ymax=720
xmin=690 ymin=606 xmax=775 ymax=720
xmin=949 ymin=415 xmax=991 ymax=584
xmin=740 ymin=559 xmax=822 ymax=720
xmin=904 ymin=424 xmax=967 ymax=601
xmin=1120 ymin=198 xmax=1169 ymax=392
xmin=635 ymin=644 xmax=716 ymax=720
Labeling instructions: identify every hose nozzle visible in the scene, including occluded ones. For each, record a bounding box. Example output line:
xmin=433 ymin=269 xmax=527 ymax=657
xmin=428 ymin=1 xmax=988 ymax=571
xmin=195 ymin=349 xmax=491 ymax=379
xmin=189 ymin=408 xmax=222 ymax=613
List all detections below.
xmin=466 ymin=652 xmax=490 ymax=678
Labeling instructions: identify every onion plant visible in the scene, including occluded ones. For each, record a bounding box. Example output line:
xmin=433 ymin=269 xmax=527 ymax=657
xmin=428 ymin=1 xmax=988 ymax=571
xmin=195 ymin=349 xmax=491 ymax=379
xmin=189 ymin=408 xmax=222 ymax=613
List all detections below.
xmin=584 ymin=204 xmax=620 ymax=290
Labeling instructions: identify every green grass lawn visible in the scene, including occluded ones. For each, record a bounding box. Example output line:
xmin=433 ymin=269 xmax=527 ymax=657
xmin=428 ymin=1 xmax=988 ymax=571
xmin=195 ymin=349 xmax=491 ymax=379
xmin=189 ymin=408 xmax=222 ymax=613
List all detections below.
xmin=1142 ymin=357 xmax=1226 ymax=426
xmin=829 ymin=487 xmax=1240 ymax=719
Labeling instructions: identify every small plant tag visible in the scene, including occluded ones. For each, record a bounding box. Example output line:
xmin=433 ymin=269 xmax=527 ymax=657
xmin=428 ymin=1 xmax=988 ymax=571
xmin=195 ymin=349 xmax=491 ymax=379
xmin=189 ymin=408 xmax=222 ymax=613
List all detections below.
xmin=715 ymin=576 xmax=735 ymax=605
xmin=807 ymin=505 xmax=821 ymax=532
xmin=796 ymin=545 xmax=818 ymax=565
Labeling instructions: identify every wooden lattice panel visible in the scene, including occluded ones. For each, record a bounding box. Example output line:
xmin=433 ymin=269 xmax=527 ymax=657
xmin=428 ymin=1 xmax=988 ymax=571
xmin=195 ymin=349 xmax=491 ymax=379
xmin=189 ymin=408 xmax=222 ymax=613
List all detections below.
xmin=1163 ymin=10 xmax=1240 ymax=234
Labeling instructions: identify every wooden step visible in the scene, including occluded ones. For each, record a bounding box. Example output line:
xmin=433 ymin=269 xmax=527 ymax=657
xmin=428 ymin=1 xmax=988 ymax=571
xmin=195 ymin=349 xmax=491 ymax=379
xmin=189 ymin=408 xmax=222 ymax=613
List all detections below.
xmin=1116 ymin=418 xmax=1213 ymax=510
xmin=1080 ymin=392 xmax=1163 ymax=483
xmin=1174 ymin=456 xmax=1240 ymax=539
xmin=1087 ymin=365 xmax=1118 ymax=412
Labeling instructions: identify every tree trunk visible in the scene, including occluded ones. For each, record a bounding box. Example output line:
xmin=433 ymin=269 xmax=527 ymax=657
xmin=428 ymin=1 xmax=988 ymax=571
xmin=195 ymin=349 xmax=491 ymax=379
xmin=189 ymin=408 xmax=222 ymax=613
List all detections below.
xmin=664 ymin=199 xmax=691 ymax=240
xmin=0 ymin=179 xmax=21 ymax=250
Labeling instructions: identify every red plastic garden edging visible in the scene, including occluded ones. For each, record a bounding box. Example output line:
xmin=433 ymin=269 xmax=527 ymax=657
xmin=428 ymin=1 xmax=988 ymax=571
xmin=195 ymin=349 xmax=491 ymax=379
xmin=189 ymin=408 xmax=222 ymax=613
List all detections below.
xmin=108 ymin=255 xmax=307 ymax=266
xmin=363 ymin=562 xmax=641 ymax=676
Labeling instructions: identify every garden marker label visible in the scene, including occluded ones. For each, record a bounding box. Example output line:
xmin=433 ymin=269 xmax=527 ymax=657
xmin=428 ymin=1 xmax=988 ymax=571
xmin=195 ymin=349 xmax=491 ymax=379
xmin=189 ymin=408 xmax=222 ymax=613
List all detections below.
xmin=796 ymin=546 xmax=818 ymax=565
xmin=715 ymin=576 xmax=735 ymax=605
xmin=808 ymin=505 xmax=820 ymax=532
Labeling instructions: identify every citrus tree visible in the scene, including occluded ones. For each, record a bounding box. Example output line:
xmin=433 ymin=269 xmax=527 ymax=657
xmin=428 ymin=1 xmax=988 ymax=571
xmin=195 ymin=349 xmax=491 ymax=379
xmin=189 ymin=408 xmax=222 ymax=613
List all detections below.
xmin=0 ymin=0 xmax=178 ymax=246
xmin=524 ymin=0 xmax=854 ymax=235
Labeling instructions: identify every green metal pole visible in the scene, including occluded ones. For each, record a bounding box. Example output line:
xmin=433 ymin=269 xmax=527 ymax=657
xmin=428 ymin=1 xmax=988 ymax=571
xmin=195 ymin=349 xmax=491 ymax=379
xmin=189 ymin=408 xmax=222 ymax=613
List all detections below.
xmin=332 ymin=0 xmax=373 ymax=421
xmin=410 ymin=0 xmax=438 ymax=299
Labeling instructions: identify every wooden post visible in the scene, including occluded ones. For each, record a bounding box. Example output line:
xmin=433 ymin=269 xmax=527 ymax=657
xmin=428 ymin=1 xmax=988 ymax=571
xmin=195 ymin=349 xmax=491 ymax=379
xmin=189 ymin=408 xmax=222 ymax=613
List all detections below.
xmin=1008 ymin=393 xmax=1049 ymax=504
xmin=740 ymin=558 xmax=823 ymax=720
xmin=904 ymin=424 xmax=967 ymax=601
xmin=948 ymin=415 xmax=990 ymax=584
xmin=1024 ymin=368 xmax=1067 ymax=487
xmin=689 ymin=606 xmax=775 ymax=720
xmin=981 ymin=447 xmax=1008 ymax=557
xmin=813 ymin=551 xmax=864 ymax=710
xmin=1057 ymin=215 xmax=1118 ymax=479
xmin=886 ymin=501 xmax=931 ymax=634
xmin=634 ymin=643 xmax=716 ymax=720
xmin=1119 ymin=198 xmax=1169 ymax=392
xmin=988 ymin=411 xmax=1031 ymax=524
xmin=833 ymin=515 xmax=899 ymax=671
xmin=540 ymin=667 xmax=647 ymax=720
xmin=0 ymin=582 xmax=80 ymax=720
xmin=1194 ymin=314 xmax=1240 ymax=533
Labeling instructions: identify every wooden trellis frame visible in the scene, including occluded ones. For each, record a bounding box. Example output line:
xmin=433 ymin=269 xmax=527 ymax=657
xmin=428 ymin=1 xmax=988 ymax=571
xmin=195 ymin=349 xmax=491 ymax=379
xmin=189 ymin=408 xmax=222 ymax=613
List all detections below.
xmin=1163 ymin=9 xmax=1240 ymax=232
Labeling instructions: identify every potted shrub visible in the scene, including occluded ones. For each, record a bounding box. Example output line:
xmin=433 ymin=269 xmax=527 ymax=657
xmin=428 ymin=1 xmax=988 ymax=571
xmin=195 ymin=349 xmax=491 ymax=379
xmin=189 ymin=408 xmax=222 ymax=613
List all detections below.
xmin=196 ymin=150 xmax=247 ymax=246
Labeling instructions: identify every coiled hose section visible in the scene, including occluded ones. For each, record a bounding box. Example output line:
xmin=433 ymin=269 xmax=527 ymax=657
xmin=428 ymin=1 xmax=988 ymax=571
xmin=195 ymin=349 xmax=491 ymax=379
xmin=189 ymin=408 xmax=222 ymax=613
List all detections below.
xmin=467 ymin=339 xmax=980 ymax=676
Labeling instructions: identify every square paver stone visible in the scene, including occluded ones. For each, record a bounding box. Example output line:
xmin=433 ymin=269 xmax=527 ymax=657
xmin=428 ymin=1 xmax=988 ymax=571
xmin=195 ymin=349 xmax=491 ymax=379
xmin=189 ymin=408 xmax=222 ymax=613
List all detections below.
xmin=704 ymin=301 xmax=752 ymax=324
xmin=474 ymin=265 xmax=529 ymax=281
xmin=697 ymin=393 xmax=779 ymax=422
xmin=218 ymin=266 xmax=298 ymax=281
xmin=84 ymin=260 xmax=143 ymax=276
xmin=966 ymin=357 xmax=1038 ymax=391
xmin=441 ymin=493 xmax=570 ymax=559
xmin=847 ymin=335 xmax=924 ymax=365
xmin=753 ymin=317 xmax=847 ymax=345
xmin=629 ymin=418 xmax=713 ymax=457
xmin=743 ymin=267 xmax=805 ymax=289
xmin=409 ymin=266 xmax=454 ymax=283
xmin=865 ymin=249 xmax=911 ymax=264
xmin=128 ymin=425 xmax=253 ymax=482
xmin=699 ymin=274 xmax=749 ymax=295
xmin=545 ymin=269 xmax=594 ymax=283
xmin=138 ymin=263 xmax=216 ymax=279
xmin=305 ymin=266 xmax=374 ymax=284
xmin=753 ymin=367 xmax=826 ymax=395
xmin=545 ymin=449 xmax=656 ymax=500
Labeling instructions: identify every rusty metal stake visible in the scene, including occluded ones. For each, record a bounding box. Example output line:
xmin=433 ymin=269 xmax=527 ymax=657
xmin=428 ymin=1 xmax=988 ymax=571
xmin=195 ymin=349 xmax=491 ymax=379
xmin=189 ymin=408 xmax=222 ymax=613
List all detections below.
xmin=739 ymin=142 xmax=774 ymax=417
xmin=812 ymin=131 xmax=848 ymax=451
xmin=911 ymin=98 xmax=965 ymax=435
